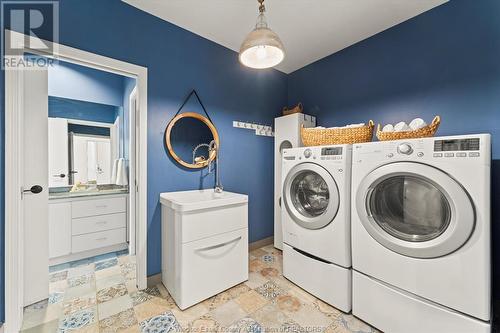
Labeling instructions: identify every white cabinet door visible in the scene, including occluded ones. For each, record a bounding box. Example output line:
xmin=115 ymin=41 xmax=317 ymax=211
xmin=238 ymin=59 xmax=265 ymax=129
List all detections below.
xmin=48 ymin=202 xmax=72 ymax=259
xmin=48 ymin=118 xmax=69 ymax=187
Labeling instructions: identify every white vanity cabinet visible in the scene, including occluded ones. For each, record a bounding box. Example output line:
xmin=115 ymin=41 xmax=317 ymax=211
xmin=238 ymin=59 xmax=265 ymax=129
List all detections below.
xmin=49 ymin=202 xmax=72 ymax=258
xmin=49 ymin=193 xmax=128 ymax=264
xmin=160 ymin=190 xmax=249 ymax=310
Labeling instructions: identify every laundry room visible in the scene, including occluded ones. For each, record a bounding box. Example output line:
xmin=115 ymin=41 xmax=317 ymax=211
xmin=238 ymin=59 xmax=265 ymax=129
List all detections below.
xmin=1 ymin=0 xmax=500 ymax=332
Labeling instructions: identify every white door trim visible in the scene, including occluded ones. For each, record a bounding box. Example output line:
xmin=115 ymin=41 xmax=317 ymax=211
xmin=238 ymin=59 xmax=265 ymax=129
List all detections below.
xmin=128 ymin=86 xmax=138 ymax=256
xmin=66 ymin=118 xmax=116 ymax=129
xmin=4 ymin=29 xmax=148 ymax=333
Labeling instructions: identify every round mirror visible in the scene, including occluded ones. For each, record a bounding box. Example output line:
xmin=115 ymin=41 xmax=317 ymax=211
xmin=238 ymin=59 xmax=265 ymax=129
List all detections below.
xmin=165 ymin=112 xmax=219 ymax=169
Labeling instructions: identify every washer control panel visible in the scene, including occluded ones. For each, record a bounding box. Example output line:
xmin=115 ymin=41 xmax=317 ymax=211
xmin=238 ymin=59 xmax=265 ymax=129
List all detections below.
xmin=321 ymin=147 xmax=343 ymax=156
xmin=283 ymin=146 xmax=348 ymax=162
xmin=321 ymin=146 xmax=343 ymax=160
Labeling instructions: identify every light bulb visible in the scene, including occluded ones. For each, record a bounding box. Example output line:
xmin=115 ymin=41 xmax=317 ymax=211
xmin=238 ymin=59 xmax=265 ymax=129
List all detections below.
xmin=256 ymin=46 xmax=267 ymax=60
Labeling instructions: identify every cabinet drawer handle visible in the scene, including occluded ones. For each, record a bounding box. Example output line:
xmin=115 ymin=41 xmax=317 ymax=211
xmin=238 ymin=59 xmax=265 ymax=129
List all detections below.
xmin=196 ymin=236 xmax=242 ymax=252
xmin=95 ymin=205 xmax=107 ymax=208
xmin=96 ymin=221 xmax=107 ymax=225
xmin=96 ymin=237 xmax=107 ymax=241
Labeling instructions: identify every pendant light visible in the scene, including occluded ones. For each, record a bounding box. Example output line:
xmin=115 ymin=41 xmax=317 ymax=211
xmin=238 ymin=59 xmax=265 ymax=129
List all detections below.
xmin=239 ymin=0 xmax=285 ymax=69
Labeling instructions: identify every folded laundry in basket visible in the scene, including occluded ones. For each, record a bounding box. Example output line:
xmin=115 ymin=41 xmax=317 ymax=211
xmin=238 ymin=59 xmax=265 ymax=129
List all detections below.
xmin=345 ymin=123 xmax=365 ymax=128
xmin=394 ymin=122 xmax=411 ymax=132
xmin=382 ymin=124 xmax=394 ymax=132
xmin=409 ymin=118 xmax=427 ymax=130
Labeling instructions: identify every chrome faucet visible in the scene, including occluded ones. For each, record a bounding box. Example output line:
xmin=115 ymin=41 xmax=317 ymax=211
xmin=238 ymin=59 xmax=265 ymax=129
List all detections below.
xmin=192 ymin=143 xmax=210 ymax=165
xmin=208 ymin=140 xmax=223 ymax=193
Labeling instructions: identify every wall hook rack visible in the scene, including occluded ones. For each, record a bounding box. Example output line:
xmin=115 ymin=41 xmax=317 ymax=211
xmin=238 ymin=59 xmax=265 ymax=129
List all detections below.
xmin=233 ymin=120 xmax=274 ymax=137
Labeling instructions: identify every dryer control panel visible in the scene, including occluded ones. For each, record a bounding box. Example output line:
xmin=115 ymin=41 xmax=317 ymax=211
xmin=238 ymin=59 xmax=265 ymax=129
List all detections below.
xmin=353 ymin=134 xmax=490 ymax=164
xmin=432 ymin=137 xmax=482 ymax=158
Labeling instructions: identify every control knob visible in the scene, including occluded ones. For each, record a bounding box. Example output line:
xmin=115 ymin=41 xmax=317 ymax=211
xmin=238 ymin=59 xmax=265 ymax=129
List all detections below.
xmin=304 ymin=149 xmax=312 ymax=158
xmin=397 ymin=143 xmax=413 ymax=155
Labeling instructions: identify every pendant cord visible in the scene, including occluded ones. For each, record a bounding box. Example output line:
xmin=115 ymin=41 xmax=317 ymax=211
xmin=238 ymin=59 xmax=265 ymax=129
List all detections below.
xmin=258 ymin=0 xmax=265 ymax=13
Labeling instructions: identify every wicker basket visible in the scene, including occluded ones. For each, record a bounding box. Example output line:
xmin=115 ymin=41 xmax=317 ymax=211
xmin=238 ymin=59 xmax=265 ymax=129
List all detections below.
xmin=301 ymin=120 xmax=374 ymax=146
xmin=282 ymin=103 xmax=303 ymax=116
xmin=376 ymin=116 xmax=441 ymax=141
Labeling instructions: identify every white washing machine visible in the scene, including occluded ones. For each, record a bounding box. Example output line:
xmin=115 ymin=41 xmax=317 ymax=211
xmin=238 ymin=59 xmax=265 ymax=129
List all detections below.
xmin=281 ymin=145 xmax=352 ymax=312
xmin=351 ymin=134 xmax=491 ymax=333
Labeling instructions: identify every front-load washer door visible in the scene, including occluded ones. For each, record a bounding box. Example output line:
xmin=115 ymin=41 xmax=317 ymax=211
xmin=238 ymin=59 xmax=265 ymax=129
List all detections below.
xmin=283 ymin=163 xmax=340 ymax=230
xmin=356 ymin=162 xmax=475 ymax=258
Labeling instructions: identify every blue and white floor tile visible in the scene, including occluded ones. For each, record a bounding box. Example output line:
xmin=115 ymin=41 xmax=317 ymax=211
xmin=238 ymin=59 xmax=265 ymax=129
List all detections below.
xmin=22 ymin=246 xmax=378 ymax=332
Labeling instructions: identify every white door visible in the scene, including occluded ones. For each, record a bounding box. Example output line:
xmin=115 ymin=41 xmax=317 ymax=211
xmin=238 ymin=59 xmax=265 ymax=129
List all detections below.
xmin=48 ymin=118 xmax=69 ymax=187
xmin=355 ymin=162 xmax=475 ymax=258
xmin=23 ymin=66 xmax=49 ymax=306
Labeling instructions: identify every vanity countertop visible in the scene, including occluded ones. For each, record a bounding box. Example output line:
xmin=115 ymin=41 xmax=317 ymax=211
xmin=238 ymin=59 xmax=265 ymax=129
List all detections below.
xmin=49 ymin=188 xmax=129 ymax=200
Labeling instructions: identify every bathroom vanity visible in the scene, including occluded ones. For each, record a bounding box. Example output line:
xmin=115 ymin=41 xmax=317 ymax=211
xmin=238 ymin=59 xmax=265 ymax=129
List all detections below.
xmin=160 ymin=189 xmax=248 ymax=310
xmin=48 ymin=190 xmax=129 ymax=265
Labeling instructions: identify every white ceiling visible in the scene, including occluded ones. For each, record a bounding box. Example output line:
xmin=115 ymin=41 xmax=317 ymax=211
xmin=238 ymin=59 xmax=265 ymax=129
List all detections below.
xmin=123 ymin=0 xmax=448 ymax=74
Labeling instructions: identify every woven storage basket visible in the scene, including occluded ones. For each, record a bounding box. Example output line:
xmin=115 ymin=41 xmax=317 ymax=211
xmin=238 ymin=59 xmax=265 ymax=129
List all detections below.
xmin=376 ymin=116 xmax=441 ymax=141
xmin=282 ymin=103 xmax=303 ymax=116
xmin=301 ymin=120 xmax=374 ymax=146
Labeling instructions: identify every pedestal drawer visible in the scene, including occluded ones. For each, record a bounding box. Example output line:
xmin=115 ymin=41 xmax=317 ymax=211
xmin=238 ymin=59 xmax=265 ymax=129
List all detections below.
xmin=72 ymin=197 xmax=126 ymax=218
xmin=72 ymin=213 xmax=126 ymax=236
xmin=72 ymin=228 xmax=126 ymax=253
xmin=165 ymin=228 xmax=248 ymax=310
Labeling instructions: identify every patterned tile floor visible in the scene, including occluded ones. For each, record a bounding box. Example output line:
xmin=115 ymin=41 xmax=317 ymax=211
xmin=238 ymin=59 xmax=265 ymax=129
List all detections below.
xmin=22 ymin=245 xmax=378 ymax=333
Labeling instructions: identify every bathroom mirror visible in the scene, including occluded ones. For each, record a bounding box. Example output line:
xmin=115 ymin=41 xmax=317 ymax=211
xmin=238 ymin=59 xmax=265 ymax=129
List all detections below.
xmin=165 ymin=112 xmax=219 ymax=169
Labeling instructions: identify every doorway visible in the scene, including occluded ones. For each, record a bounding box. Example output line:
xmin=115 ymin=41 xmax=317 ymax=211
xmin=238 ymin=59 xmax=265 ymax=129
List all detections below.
xmin=4 ymin=30 xmax=148 ymax=333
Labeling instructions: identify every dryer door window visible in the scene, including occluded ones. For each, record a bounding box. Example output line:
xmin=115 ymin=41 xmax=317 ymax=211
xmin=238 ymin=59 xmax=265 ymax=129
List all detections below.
xmin=367 ymin=175 xmax=452 ymax=242
xmin=283 ymin=163 xmax=340 ymax=230
xmin=356 ymin=162 xmax=475 ymax=258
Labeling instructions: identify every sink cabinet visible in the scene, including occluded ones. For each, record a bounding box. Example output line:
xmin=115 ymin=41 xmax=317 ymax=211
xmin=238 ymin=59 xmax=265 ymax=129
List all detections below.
xmin=160 ymin=190 xmax=248 ymax=310
xmin=48 ymin=193 xmax=128 ymax=265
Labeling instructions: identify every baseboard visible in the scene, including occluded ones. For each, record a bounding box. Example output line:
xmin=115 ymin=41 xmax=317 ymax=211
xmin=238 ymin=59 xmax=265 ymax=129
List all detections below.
xmin=49 ymin=243 xmax=128 ymax=266
xmin=147 ymin=273 xmax=162 ymax=287
xmin=147 ymin=237 xmax=275 ymax=288
xmin=249 ymin=236 xmax=274 ymax=251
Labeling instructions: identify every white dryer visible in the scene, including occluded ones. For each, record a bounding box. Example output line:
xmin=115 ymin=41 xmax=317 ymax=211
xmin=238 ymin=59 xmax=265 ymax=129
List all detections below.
xmin=281 ymin=145 xmax=352 ymax=312
xmin=351 ymin=135 xmax=491 ymax=333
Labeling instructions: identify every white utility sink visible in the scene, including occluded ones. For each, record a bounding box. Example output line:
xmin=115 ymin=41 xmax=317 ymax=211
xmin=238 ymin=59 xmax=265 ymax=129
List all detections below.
xmin=160 ymin=189 xmax=248 ymax=309
xmin=159 ymin=189 xmax=248 ymax=212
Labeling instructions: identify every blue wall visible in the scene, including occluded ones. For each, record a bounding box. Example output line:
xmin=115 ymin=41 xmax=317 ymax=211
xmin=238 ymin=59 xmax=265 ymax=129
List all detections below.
xmin=49 ymin=96 xmax=120 ymax=124
xmin=0 ymin=3 xmax=287 ymax=322
xmin=5 ymin=0 xmax=498 ymax=324
xmin=287 ymin=0 xmax=500 ymax=302
xmin=49 ymin=60 xmax=126 ymax=107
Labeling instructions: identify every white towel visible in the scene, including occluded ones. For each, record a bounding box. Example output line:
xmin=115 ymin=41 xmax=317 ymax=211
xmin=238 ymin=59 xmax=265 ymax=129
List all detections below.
xmin=345 ymin=123 xmax=365 ymax=128
xmin=382 ymin=124 xmax=394 ymax=132
xmin=409 ymin=118 xmax=427 ymax=130
xmin=110 ymin=159 xmax=119 ymax=184
xmin=115 ymin=158 xmax=128 ymax=186
xmin=394 ymin=122 xmax=411 ymax=132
